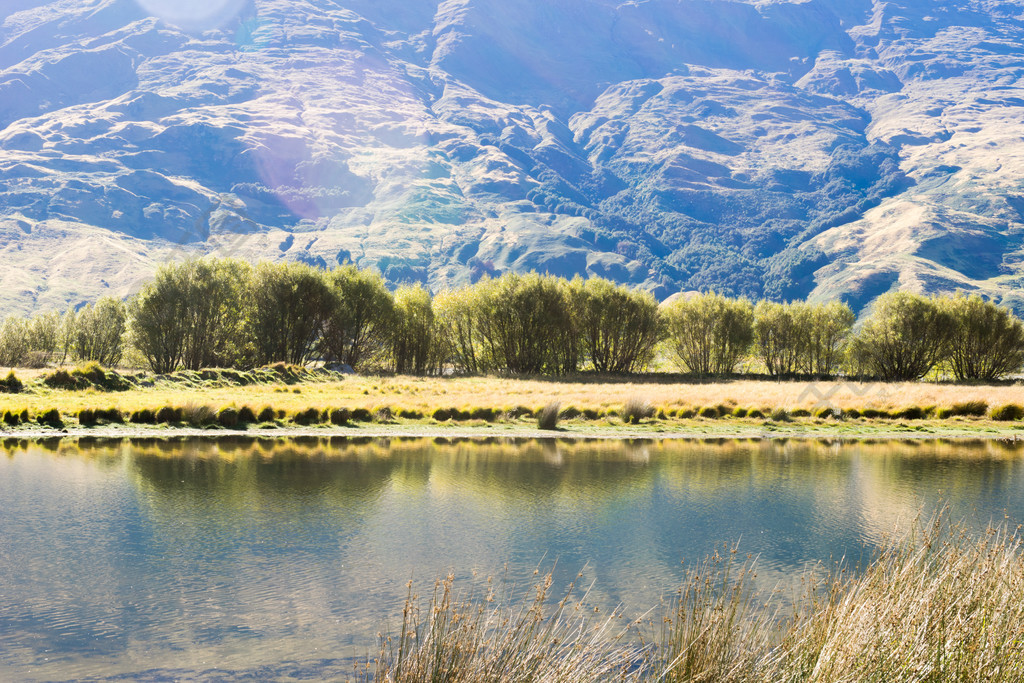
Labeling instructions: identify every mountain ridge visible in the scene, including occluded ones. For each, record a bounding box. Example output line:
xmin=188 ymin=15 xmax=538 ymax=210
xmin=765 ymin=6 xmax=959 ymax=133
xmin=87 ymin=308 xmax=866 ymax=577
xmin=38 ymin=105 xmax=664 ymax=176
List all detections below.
xmin=1 ymin=0 xmax=1023 ymax=316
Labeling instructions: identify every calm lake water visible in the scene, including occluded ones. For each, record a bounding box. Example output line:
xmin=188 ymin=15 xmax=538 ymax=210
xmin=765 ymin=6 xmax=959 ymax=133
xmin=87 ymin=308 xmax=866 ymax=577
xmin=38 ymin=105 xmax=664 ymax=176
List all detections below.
xmin=1 ymin=436 xmax=1023 ymax=681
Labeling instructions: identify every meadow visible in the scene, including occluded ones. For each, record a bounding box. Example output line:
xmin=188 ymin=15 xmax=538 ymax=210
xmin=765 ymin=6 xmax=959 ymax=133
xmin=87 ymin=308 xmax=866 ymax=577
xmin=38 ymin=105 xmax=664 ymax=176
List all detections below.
xmin=2 ymin=364 xmax=1024 ymax=436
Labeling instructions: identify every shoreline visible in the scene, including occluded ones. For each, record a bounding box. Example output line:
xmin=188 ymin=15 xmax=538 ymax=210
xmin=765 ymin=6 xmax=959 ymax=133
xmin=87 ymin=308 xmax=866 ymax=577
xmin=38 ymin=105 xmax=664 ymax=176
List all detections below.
xmin=4 ymin=420 xmax=1024 ymax=443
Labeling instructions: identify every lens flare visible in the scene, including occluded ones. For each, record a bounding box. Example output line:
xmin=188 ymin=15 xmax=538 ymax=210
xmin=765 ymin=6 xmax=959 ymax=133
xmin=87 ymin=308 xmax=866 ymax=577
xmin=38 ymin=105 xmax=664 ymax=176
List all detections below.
xmin=134 ymin=0 xmax=249 ymax=32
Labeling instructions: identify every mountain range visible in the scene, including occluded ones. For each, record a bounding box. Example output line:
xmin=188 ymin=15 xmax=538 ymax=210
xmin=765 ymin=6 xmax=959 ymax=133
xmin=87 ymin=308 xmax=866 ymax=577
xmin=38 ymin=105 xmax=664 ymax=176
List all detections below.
xmin=2 ymin=0 xmax=1023 ymax=316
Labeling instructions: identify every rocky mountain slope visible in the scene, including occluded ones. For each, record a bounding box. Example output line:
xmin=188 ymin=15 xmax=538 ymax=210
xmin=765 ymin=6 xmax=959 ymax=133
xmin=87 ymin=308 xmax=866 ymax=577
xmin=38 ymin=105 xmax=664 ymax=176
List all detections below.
xmin=1 ymin=0 xmax=1023 ymax=316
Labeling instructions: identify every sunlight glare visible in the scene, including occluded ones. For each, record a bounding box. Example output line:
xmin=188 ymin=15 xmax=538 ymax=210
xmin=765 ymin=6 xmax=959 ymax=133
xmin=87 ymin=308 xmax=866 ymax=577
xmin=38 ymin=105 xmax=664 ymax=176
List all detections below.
xmin=134 ymin=0 xmax=249 ymax=32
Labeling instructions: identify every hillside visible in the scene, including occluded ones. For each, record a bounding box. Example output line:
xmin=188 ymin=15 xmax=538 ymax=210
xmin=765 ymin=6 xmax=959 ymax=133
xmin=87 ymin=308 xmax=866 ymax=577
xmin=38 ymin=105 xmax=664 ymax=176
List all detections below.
xmin=1 ymin=0 xmax=1023 ymax=315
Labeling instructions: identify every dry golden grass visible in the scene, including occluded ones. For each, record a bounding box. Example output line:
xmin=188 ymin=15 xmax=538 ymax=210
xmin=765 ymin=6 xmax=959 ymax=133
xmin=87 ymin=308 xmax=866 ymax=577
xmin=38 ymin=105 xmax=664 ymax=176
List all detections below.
xmin=2 ymin=371 xmax=1023 ymax=418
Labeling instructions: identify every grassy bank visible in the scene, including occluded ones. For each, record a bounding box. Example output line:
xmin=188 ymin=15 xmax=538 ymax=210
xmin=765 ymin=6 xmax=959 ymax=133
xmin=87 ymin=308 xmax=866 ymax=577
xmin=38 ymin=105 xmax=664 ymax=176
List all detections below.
xmin=362 ymin=517 xmax=1023 ymax=682
xmin=2 ymin=365 xmax=1024 ymax=437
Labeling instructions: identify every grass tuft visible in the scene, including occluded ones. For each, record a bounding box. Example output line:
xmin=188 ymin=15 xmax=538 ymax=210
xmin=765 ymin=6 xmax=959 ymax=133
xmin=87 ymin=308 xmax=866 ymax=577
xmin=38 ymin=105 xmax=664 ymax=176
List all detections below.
xmin=0 ymin=370 xmax=23 ymax=394
xmin=950 ymin=400 xmax=989 ymax=417
xmin=623 ymin=397 xmax=655 ymax=424
xmin=990 ymin=403 xmax=1024 ymax=421
xmin=537 ymin=401 xmax=561 ymax=430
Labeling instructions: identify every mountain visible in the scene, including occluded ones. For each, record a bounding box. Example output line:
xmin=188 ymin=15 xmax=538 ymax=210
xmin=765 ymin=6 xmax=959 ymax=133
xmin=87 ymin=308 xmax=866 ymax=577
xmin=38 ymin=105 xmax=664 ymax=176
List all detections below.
xmin=2 ymin=0 xmax=1024 ymax=316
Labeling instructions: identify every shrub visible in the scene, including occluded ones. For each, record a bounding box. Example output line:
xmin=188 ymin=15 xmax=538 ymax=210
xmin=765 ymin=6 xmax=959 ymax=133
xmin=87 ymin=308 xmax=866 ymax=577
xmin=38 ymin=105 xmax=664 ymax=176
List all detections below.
xmin=623 ymin=397 xmax=655 ymax=424
xmin=43 ymin=369 xmax=79 ymax=389
xmin=698 ymin=406 xmax=720 ymax=419
xmin=351 ymin=407 xmax=373 ymax=422
xmin=130 ymin=409 xmax=156 ymax=424
xmin=663 ymin=292 xmax=754 ymax=376
xmin=432 ymin=407 xmax=453 ymax=421
xmin=373 ymin=406 xmax=393 ymax=423
xmin=3 ymin=409 xmax=20 ymax=425
xmin=897 ymin=406 xmax=926 ymax=420
xmin=77 ymin=408 xmax=96 ymax=425
xmin=36 ymin=408 xmax=61 ymax=425
xmin=97 ymin=408 xmax=124 ymax=424
xmin=537 ymin=401 xmax=561 ymax=430
xmin=990 ymin=404 xmax=1024 ymax=421
xmin=217 ymin=407 xmax=240 ymax=428
xmin=292 ymin=407 xmax=321 ymax=425
xmin=329 ymin=408 xmax=351 ymax=425
xmin=941 ymin=293 xmax=1024 ymax=381
xmin=155 ymin=406 xmax=181 ymax=424
xmin=469 ymin=407 xmax=496 ymax=422
xmin=237 ymin=406 xmax=257 ymax=424
xmin=950 ymin=401 xmax=988 ymax=417
xmin=257 ymin=406 xmax=277 ymax=423
xmin=0 ymin=370 xmax=22 ymax=394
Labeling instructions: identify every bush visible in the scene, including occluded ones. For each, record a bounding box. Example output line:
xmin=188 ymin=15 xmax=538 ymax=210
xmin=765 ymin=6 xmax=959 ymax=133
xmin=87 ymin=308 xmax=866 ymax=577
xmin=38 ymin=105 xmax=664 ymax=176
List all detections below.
xmin=623 ymin=397 xmax=655 ymax=424
xmin=373 ymin=406 xmax=393 ymax=423
xmin=155 ymin=406 xmax=181 ymax=424
xmin=256 ymin=406 xmax=277 ymax=423
xmin=292 ymin=407 xmax=321 ymax=426
xmin=237 ymin=406 xmax=257 ymax=424
xmin=329 ymin=408 xmax=351 ymax=425
xmin=351 ymin=407 xmax=373 ymax=422
xmin=129 ymin=408 xmax=156 ymax=424
xmin=537 ymin=401 xmax=561 ymax=430
xmin=663 ymin=292 xmax=754 ymax=376
xmin=43 ymin=369 xmax=79 ymax=389
xmin=896 ymin=406 xmax=926 ymax=420
xmin=3 ymin=409 xmax=20 ymax=425
xmin=97 ymin=408 xmax=124 ymax=424
xmin=432 ymin=407 xmax=453 ymax=422
xmin=951 ymin=401 xmax=988 ymax=417
xmin=217 ymin=407 xmax=240 ymax=428
xmin=36 ymin=408 xmax=61 ymax=426
xmin=990 ymin=404 xmax=1024 ymax=421
xmin=469 ymin=407 xmax=496 ymax=422
xmin=0 ymin=371 xmax=22 ymax=393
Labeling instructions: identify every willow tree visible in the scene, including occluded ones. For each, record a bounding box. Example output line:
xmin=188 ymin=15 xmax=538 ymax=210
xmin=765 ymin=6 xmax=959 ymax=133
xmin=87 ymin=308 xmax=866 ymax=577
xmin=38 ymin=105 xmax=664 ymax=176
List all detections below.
xmin=940 ymin=293 xmax=1024 ymax=381
xmin=474 ymin=272 xmax=577 ymax=375
xmin=320 ymin=265 xmax=393 ymax=370
xmin=388 ymin=285 xmax=436 ymax=375
xmin=663 ymin=292 xmax=753 ymax=376
xmin=434 ymin=286 xmax=482 ymax=374
xmin=568 ymin=277 xmax=662 ymax=373
xmin=848 ymin=292 xmax=951 ymax=381
xmin=72 ymin=297 xmax=127 ymax=367
xmin=249 ymin=261 xmax=335 ymax=366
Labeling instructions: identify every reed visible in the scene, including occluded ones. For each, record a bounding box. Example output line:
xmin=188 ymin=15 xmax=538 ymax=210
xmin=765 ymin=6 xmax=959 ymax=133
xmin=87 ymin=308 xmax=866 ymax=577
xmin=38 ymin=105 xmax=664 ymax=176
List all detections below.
xmin=364 ymin=516 xmax=1024 ymax=682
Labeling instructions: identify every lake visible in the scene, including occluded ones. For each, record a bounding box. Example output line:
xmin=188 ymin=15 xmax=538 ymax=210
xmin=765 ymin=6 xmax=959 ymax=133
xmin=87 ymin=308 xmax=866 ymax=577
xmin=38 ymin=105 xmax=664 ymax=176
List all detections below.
xmin=1 ymin=436 xmax=1022 ymax=681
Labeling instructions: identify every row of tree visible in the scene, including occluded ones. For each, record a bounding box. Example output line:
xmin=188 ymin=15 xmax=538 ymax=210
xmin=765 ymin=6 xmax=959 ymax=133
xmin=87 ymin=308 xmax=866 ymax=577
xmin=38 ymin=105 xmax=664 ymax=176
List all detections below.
xmin=2 ymin=259 xmax=1024 ymax=382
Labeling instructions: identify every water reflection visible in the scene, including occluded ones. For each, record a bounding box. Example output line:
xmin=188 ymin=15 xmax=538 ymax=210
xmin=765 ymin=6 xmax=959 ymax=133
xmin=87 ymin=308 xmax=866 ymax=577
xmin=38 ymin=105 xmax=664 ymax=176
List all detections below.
xmin=0 ymin=437 xmax=1022 ymax=681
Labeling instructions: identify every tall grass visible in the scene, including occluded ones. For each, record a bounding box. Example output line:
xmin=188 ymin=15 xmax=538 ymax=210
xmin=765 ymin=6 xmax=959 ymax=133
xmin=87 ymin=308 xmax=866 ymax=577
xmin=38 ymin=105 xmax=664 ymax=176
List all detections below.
xmin=367 ymin=572 xmax=641 ymax=682
xmin=364 ymin=517 xmax=1024 ymax=682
